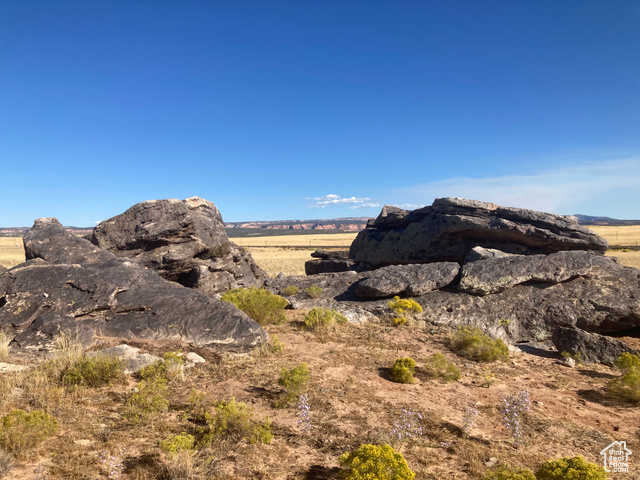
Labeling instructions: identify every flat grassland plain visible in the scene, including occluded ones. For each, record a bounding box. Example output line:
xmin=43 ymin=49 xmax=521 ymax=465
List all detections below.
xmin=1 ymin=228 xmax=639 ymax=272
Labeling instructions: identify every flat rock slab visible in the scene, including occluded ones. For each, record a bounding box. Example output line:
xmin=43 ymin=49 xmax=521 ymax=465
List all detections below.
xmin=355 ymin=262 xmax=460 ymax=299
xmin=458 ymin=250 xmax=602 ymax=295
xmin=551 ymin=325 xmax=638 ymax=366
xmin=350 ymin=198 xmax=608 ymax=269
xmin=1 ymin=218 xmax=266 ymax=354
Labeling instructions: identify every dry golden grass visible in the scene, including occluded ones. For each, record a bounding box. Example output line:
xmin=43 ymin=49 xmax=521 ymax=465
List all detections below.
xmin=233 ymin=232 xmax=358 ymax=248
xmin=0 ymin=237 xmax=24 ymax=269
xmin=587 ymin=225 xmax=640 ymax=247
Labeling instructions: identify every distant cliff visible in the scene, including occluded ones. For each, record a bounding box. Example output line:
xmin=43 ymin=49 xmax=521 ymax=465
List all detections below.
xmin=225 ymin=217 xmax=371 ymax=232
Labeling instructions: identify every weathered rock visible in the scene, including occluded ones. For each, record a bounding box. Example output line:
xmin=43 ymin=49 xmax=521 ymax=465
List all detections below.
xmin=355 ymin=263 xmax=460 ymax=299
xmin=264 ymin=271 xmax=368 ymax=308
xmin=305 ymin=258 xmax=356 ymax=275
xmin=411 ymin=255 xmax=640 ymax=342
xmin=458 ymin=250 xmax=601 ymax=295
xmin=2 ymin=218 xmax=266 ymax=353
xmin=464 ymin=246 xmax=517 ymax=263
xmin=350 ymin=198 xmax=608 ymax=269
xmin=551 ymin=326 xmax=638 ymax=366
xmin=0 ymin=266 xmax=7 ymax=274
xmin=90 ymin=197 xmax=266 ymax=295
xmin=310 ymin=250 xmax=350 ymax=260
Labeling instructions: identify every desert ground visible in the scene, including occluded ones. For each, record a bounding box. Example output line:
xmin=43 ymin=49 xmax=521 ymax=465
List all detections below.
xmin=0 ymin=228 xmax=638 ymax=479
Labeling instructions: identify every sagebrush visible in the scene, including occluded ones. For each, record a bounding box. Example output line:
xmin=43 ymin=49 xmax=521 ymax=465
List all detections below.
xmin=221 ymin=287 xmax=288 ymax=325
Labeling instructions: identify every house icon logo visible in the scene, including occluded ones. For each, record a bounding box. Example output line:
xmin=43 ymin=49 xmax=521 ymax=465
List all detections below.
xmin=600 ymin=441 xmax=632 ymax=473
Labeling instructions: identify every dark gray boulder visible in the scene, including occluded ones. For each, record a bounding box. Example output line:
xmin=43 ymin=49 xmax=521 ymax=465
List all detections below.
xmin=1 ymin=218 xmax=266 ymax=353
xmin=551 ymin=325 xmax=638 ymax=366
xmin=355 ymin=262 xmax=460 ymax=299
xmin=350 ymin=198 xmax=608 ymax=269
xmin=305 ymin=250 xmax=356 ymax=275
xmin=91 ymin=197 xmax=266 ymax=295
xmin=458 ymin=250 xmax=601 ymax=295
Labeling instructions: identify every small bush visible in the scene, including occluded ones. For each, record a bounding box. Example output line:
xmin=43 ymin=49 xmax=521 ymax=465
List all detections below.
xmin=221 ymin=288 xmax=288 ymax=325
xmin=305 ymin=284 xmax=323 ymax=298
xmin=0 ymin=449 xmax=13 ymax=477
xmin=422 ymin=353 xmax=460 ymax=382
xmin=126 ymin=377 xmax=170 ymax=421
xmin=482 ymin=465 xmax=535 ymax=480
xmin=390 ymin=358 xmax=417 ymax=384
xmin=535 ymin=456 xmax=606 ymax=480
xmin=607 ymin=352 xmax=640 ymax=404
xmin=200 ymin=398 xmax=272 ymax=445
xmin=0 ymin=331 xmax=11 ymax=362
xmin=304 ymin=307 xmax=348 ymax=331
xmin=449 ymin=327 xmax=509 ymax=362
xmin=388 ymin=296 xmax=422 ymax=326
xmin=0 ymin=409 xmax=58 ymax=456
xmin=159 ymin=433 xmax=195 ymax=456
xmin=140 ymin=351 xmax=185 ymax=382
xmin=339 ymin=444 xmax=415 ymax=480
xmin=282 ymin=285 xmax=300 ymax=296
xmin=61 ymin=354 xmax=125 ymax=387
xmin=277 ymin=363 xmax=310 ymax=406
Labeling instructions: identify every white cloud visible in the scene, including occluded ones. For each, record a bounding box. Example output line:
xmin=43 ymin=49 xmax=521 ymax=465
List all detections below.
xmin=391 ymin=158 xmax=640 ymax=217
xmin=307 ymin=194 xmax=377 ymax=209
xmin=348 ymin=202 xmax=381 ymax=209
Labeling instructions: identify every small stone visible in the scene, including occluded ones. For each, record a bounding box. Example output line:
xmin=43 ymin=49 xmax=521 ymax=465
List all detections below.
xmin=485 ymin=457 xmax=499 ymax=468
xmin=185 ymin=352 xmax=206 ymax=365
xmin=534 ymin=400 xmax=544 ymax=406
xmin=559 ymin=357 xmax=576 ymax=368
xmin=74 ymin=439 xmax=92 ymax=447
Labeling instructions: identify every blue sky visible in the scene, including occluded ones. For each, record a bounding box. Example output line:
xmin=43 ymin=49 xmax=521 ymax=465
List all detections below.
xmin=1 ymin=1 xmax=639 ymax=226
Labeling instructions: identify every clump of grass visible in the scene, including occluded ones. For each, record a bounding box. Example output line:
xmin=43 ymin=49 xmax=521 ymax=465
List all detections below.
xmin=277 ymin=363 xmax=310 ymax=407
xmin=61 ymin=354 xmax=126 ymax=387
xmin=448 ymin=326 xmax=509 ymax=362
xmin=339 ymin=444 xmax=415 ymax=480
xmin=0 ymin=331 xmax=11 ymax=362
xmin=388 ymin=296 xmax=422 ymax=327
xmin=607 ymin=352 xmax=640 ymax=404
xmin=422 ymin=353 xmax=460 ymax=382
xmin=0 ymin=409 xmax=58 ymax=457
xmin=282 ymin=285 xmax=300 ymax=296
xmin=221 ymin=288 xmax=288 ymax=325
xmin=482 ymin=465 xmax=535 ymax=480
xmin=390 ymin=358 xmax=417 ymax=384
xmin=304 ymin=284 xmax=323 ymax=299
xmin=256 ymin=334 xmax=286 ymax=356
xmin=0 ymin=449 xmax=13 ymax=477
xmin=198 ymin=398 xmax=272 ymax=445
xmin=140 ymin=351 xmax=186 ymax=383
xmin=303 ymin=307 xmax=348 ymax=331
xmin=535 ymin=456 xmax=606 ymax=480
xmin=159 ymin=432 xmax=196 ymax=456
xmin=126 ymin=376 xmax=170 ymax=422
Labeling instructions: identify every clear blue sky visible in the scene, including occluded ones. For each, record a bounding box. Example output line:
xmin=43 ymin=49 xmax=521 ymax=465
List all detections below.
xmin=1 ymin=1 xmax=639 ymax=226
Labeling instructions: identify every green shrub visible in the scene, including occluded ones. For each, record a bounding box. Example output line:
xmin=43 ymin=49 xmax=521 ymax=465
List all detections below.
xmin=199 ymin=398 xmax=272 ymax=445
xmin=221 ymin=288 xmax=288 ymax=325
xmin=0 ymin=409 xmax=58 ymax=456
xmin=282 ymin=285 xmax=300 ymax=296
xmin=304 ymin=307 xmax=348 ymax=331
xmin=422 ymin=353 xmax=460 ymax=382
xmin=305 ymin=284 xmax=323 ymax=299
xmin=387 ymin=296 xmax=422 ymax=326
xmin=140 ymin=351 xmax=185 ymax=382
xmin=339 ymin=444 xmax=415 ymax=480
xmin=126 ymin=377 xmax=170 ymax=421
xmin=449 ymin=327 xmax=509 ymax=362
xmin=159 ymin=433 xmax=195 ymax=456
xmin=277 ymin=363 xmax=310 ymax=406
xmin=61 ymin=354 xmax=125 ymax=387
xmin=483 ymin=465 xmax=535 ymax=480
xmin=390 ymin=358 xmax=417 ymax=384
xmin=607 ymin=352 xmax=640 ymax=404
xmin=535 ymin=456 xmax=606 ymax=480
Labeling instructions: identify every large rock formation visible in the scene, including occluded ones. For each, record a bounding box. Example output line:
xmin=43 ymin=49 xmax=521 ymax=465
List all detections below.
xmin=350 ymin=198 xmax=608 ymax=269
xmin=91 ymin=197 xmax=266 ymax=295
xmin=1 ymin=218 xmax=266 ymax=353
xmin=551 ymin=326 xmax=637 ymax=366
